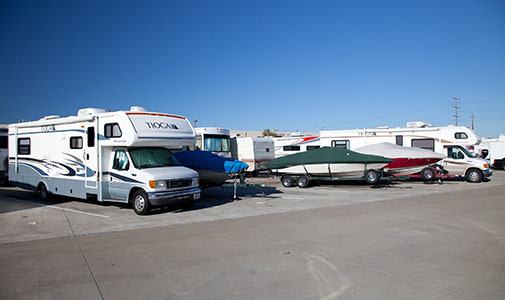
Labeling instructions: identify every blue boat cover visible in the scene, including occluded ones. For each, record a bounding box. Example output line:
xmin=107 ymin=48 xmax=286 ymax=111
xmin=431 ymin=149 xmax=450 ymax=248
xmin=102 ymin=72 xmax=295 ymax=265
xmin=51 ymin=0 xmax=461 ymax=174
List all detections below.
xmin=173 ymin=150 xmax=249 ymax=174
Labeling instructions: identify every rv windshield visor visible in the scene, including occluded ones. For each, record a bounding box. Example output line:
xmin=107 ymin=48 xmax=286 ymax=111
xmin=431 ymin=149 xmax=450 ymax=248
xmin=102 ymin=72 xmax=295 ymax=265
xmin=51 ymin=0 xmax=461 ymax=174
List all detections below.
xmin=129 ymin=147 xmax=178 ymax=169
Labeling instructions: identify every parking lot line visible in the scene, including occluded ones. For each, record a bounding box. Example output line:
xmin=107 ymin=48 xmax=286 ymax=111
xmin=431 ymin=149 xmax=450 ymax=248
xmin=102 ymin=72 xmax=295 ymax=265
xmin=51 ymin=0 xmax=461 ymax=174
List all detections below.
xmin=46 ymin=206 xmax=110 ymax=218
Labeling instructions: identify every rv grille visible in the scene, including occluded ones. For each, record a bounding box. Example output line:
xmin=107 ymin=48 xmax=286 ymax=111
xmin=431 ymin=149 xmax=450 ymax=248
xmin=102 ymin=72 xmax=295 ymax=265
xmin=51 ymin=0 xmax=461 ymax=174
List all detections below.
xmin=168 ymin=179 xmax=192 ymax=189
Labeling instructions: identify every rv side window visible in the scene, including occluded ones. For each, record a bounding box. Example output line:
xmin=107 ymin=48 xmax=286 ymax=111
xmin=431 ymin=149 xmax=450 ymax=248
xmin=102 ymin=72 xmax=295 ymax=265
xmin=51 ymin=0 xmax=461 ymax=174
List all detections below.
xmin=307 ymin=146 xmax=320 ymax=151
xmin=455 ymin=132 xmax=468 ymax=139
xmin=411 ymin=138 xmax=435 ymax=151
xmin=17 ymin=138 xmax=30 ymax=155
xmin=283 ymin=145 xmax=300 ymax=151
xmin=70 ymin=137 xmax=83 ymax=149
xmin=331 ymin=140 xmax=350 ymax=149
xmin=87 ymin=127 xmax=95 ymax=147
xmin=0 ymin=136 xmax=7 ymax=149
xmin=113 ymin=150 xmax=130 ymax=171
xmin=395 ymin=135 xmax=403 ymax=146
xmin=105 ymin=123 xmax=122 ymax=138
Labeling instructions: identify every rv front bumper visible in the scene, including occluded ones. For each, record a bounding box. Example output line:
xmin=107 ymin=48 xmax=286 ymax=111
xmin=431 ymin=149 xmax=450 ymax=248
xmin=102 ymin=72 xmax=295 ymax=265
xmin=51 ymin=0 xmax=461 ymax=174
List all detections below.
xmin=483 ymin=169 xmax=493 ymax=178
xmin=148 ymin=187 xmax=201 ymax=206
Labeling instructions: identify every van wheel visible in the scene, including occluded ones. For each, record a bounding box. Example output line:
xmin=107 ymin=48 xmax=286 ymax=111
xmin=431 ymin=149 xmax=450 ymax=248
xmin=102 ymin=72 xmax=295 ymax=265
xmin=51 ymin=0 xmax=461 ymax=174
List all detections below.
xmin=37 ymin=183 xmax=51 ymax=201
xmin=421 ymin=167 xmax=435 ymax=181
xmin=281 ymin=175 xmax=296 ymax=188
xmin=466 ymin=169 xmax=482 ymax=183
xmin=297 ymin=175 xmax=310 ymax=188
xmin=131 ymin=190 xmax=151 ymax=215
xmin=365 ymin=169 xmax=380 ymax=185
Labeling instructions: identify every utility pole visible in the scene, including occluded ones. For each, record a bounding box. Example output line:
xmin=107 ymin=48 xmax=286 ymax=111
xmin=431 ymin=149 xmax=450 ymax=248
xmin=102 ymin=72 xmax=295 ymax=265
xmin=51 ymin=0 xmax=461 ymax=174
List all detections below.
xmin=470 ymin=113 xmax=475 ymax=130
xmin=452 ymin=97 xmax=461 ymax=126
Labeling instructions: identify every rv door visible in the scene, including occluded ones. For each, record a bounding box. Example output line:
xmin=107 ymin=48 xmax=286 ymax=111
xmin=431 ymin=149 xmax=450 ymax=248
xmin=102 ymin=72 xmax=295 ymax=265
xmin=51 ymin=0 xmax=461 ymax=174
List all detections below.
xmin=84 ymin=126 xmax=98 ymax=189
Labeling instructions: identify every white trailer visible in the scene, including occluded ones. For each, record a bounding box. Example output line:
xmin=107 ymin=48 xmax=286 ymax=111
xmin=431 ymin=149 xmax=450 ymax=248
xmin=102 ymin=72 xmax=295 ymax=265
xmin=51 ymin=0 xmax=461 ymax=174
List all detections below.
xmin=231 ymin=137 xmax=275 ymax=173
xmin=194 ymin=127 xmax=232 ymax=158
xmin=272 ymin=134 xmax=320 ymax=158
xmin=8 ymin=106 xmax=201 ymax=215
xmin=320 ymin=122 xmax=492 ymax=182
xmin=0 ymin=125 xmax=7 ymax=183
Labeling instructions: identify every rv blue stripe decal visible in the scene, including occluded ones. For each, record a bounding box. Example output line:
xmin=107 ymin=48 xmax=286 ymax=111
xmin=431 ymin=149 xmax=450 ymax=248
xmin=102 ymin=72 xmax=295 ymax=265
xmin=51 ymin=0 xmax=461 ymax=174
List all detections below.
xmin=9 ymin=129 xmax=86 ymax=136
xmin=103 ymin=172 xmax=142 ymax=183
xmin=15 ymin=162 xmax=48 ymax=176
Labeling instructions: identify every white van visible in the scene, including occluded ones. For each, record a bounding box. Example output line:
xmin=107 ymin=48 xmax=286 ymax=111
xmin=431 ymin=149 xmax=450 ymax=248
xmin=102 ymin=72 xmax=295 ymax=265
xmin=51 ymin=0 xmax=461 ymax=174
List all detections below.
xmin=441 ymin=145 xmax=492 ymax=182
xmin=8 ymin=106 xmax=200 ymax=215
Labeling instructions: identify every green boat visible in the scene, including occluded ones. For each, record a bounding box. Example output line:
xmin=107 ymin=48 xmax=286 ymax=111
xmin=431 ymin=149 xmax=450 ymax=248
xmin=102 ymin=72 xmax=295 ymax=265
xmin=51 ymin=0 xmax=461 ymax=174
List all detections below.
xmin=266 ymin=147 xmax=391 ymax=188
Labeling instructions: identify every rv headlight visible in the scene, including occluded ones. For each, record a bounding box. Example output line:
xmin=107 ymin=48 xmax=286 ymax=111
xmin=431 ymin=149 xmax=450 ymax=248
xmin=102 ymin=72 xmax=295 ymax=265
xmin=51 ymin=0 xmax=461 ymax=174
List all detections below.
xmin=483 ymin=163 xmax=489 ymax=169
xmin=192 ymin=177 xmax=199 ymax=187
xmin=149 ymin=180 xmax=167 ymax=189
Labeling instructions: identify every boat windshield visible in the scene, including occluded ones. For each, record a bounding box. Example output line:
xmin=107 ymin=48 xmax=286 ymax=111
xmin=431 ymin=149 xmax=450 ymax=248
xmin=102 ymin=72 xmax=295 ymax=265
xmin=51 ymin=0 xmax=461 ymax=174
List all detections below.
xmin=204 ymin=134 xmax=231 ymax=152
xmin=129 ymin=147 xmax=178 ymax=169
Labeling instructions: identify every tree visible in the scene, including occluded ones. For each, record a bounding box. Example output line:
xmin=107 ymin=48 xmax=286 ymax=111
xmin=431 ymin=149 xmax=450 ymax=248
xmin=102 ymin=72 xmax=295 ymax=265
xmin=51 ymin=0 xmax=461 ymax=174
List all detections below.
xmin=262 ymin=129 xmax=280 ymax=137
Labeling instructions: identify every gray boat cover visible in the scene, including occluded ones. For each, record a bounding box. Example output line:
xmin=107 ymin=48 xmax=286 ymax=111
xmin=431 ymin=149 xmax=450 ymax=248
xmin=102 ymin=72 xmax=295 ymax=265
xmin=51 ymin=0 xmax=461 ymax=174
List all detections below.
xmin=355 ymin=143 xmax=445 ymax=159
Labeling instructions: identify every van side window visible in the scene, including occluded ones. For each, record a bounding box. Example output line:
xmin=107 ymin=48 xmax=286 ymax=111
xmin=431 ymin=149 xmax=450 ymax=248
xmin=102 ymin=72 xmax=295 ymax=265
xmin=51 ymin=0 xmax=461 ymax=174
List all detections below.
xmin=17 ymin=138 xmax=30 ymax=155
xmin=411 ymin=138 xmax=434 ymax=151
xmin=307 ymin=146 xmax=320 ymax=151
xmin=105 ymin=123 xmax=122 ymax=138
xmin=70 ymin=137 xmax=83 ymax=149
xmin=113 ymin=150 xmax=130 ymax=171
xmin=447 ymin=147 xmax=465 ymax=159
xmin=87 ymin=127 xmax=95 ymax=147
xmin=455 ymin=132 xmax=468 ymax=139
xmin=331 ymin=140 xmax=350 ymax=149
xmin=283 ymin=145 xmax=300 ymax=151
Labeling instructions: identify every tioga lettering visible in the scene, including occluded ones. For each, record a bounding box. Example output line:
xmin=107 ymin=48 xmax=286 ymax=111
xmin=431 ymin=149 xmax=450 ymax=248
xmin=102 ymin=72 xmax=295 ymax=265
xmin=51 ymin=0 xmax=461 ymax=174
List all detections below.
xmin=145 ymin=122 xmax=179 ymax=130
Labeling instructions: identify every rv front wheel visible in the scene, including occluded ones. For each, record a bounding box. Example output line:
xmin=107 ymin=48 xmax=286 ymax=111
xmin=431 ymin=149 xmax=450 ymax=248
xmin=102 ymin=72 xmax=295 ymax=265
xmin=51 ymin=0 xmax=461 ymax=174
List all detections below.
xmin=365 ymin=170 xmax=380 ymax=185
xmin=37 ymin=183 xmax=51 ymax=202
xmin=131 ymin=190 xmax=151 ymax=215
xmin=465 ymin=169 xmax=482 ymax=183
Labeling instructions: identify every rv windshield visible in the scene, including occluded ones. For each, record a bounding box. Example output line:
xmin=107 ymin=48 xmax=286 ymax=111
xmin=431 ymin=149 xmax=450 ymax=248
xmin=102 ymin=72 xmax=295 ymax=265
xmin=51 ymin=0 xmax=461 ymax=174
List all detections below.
xmin=204 ymin=135 xmax=230 ymax=152
xmin=129 ymin=147 xmax=178 ymax=169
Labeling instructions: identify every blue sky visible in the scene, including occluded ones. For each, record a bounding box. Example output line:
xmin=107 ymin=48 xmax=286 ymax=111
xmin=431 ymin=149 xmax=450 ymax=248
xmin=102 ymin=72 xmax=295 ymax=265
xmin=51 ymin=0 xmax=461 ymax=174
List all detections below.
xmin=1 ymin=0 xmax=504 ymax=137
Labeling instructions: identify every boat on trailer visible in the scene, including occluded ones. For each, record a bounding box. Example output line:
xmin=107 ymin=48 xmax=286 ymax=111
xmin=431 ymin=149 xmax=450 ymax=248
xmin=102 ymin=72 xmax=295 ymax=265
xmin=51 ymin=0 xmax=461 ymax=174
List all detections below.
xmin=355 ymin=142 xmax=445 ymax=179
xmin=266 ymin=147 xmax=391 ymax=188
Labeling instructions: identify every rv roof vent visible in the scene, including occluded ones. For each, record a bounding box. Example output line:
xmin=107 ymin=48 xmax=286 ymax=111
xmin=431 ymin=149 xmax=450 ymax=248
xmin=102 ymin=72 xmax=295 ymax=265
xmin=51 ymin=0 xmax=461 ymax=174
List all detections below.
xmin=289 ymin=132 xmax=304 ymax=137
xmin=406 ymin=121 xmax=432 ymax=128
xmin=77 ymin=108 xmax=107 ymax=116
xmin=377 ymin=125 xmax=389 ymax=129
xmin=130 ymin=106 xmax=147 ymax=112
xmin=40 ymin=115 xmax=60 ymax=121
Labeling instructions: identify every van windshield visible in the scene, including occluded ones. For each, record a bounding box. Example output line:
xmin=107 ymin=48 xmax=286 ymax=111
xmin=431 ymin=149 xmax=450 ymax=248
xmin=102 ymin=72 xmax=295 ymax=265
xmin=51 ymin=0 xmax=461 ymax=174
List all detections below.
xmin=129 ymin=147 xmax=178 ymax=169
xmin=459 ymin=146 xmax=475 ymax=158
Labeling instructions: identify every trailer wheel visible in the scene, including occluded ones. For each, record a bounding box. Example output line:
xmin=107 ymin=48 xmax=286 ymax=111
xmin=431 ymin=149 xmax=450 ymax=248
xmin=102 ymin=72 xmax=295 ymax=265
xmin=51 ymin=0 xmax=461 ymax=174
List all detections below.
xmin=364 ymin=169 xmax=380 ymax=185
xmin=37 ymin=183 xmax=51 ymax=202
xmin=131 ymin=190 xmax=151 ymax=215
xmin=281 ymin=175 xmax=296 ymax=188
xmin=297 ymin=175 xmax=310 ymax=188
xmin=465 ymin=169 xmax=482 ymax=183
xmin=421 ymin=167 xmax=435 ymax=181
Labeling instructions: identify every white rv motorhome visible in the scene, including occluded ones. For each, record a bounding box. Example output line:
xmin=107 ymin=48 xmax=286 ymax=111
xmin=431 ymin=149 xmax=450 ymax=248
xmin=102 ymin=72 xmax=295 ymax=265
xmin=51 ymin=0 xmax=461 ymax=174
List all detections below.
xmin=8 ymin=107 xmax=201 ymax=215
xmin=320 ymin=122 xmax=492 ymax=182
xmin=475 ymin=135 xmax=505 ymax=170
xmin=231 ymin=137 xmax=275 ymax=173
xmin=0 ymin=125 xmax=8 ymax=183
xmin=273 ymin=134 xmax=320 ymax=158
xmin=194 ymin=127 xmax=231 ymax=158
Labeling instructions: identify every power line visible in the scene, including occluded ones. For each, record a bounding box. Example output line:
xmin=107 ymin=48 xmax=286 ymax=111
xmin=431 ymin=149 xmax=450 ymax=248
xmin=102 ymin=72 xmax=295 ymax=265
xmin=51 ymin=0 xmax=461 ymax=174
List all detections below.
xmin=452 ymin=97 xmax=461 ymax=126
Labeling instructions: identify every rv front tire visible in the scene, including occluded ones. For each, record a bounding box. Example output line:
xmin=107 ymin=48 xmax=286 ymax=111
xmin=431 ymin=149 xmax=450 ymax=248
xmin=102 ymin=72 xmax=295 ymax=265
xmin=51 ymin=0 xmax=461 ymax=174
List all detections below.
xmin=465 ymin=169 xmax=482 ymax=183
xmin=131 ymin=190 xmax=151 ymax=215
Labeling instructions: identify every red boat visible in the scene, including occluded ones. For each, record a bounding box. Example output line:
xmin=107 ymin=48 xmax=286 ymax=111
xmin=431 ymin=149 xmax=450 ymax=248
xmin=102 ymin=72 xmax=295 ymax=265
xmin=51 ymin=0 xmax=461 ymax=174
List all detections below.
xmin=355 ymin=143 xmax=445 ymax=177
